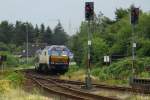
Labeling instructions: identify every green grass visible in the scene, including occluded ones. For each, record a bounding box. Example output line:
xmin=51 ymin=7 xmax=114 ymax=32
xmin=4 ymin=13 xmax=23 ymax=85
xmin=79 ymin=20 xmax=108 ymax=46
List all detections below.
xmin=0 ymin=70 xmax=51 ymax=100
xmin=63 ymin=57 xmax=150 ymax=86
xmin=0 ymin=87 xmax=50 ymax=100
xmin=0 ymin=71 xmax=25 ymax=88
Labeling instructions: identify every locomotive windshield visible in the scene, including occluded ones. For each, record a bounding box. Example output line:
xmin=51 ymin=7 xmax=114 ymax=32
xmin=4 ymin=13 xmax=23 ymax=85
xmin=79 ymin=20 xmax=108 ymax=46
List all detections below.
xmin=50 ymin=50 xmax=68 ymax=56
xmin=51 ymin=50 xmax=59 ymax=56
xmin=48 ymin=46 xmax=69 ymax=56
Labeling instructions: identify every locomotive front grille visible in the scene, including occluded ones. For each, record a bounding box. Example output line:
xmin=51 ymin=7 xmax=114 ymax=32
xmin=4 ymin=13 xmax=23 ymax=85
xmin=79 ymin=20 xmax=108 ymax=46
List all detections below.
xmin=49 ymin=56 xmax=69 ymax=65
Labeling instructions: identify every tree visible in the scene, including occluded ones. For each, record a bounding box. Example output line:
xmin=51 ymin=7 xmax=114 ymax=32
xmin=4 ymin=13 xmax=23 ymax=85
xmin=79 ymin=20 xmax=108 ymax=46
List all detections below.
xmin=14 ymin=21 xmax=35 ymax=45
xmin=70 ymin=34 xmax=84 ymax=66
xmin=40 ymin=23 xmax=45 ymax=33
xmin=14 ymin=21 xmax=26 ymax=45
xmin=115 ymin=8 xmax=128 ymax=21
xmin=37 ymin=23 xmax=46 ymax=43
xmin=91 ymin=37 xmax=109 ymax=64
xmin=52 ymin=22 xmax=68 ymax=45
xmin=34 ymin=24 xmax=40 ymax=43
xmin=43 ymin=26 xmax=52 ymax=44
xmin=0 ymin=21 xmax=14 ymax=44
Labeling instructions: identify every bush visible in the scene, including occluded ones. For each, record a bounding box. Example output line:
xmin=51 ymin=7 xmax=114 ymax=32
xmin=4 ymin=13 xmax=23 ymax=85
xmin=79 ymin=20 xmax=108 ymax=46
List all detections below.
xmin=137 ymin=38 xmax=150 ymax=57
xmin=65 ymin=65 xmax=79 ymax=76
xmin=0 ymin=42 xmax=9 ymax=51
xmin=91 ymin=57 xmax=150 ymax=83
xmin=5 ymin=72 xmax=24 ymax=87
xmin=0 ymin=51 xmax=19 ymax=67
xmin=106 ymin=58 xmax=132 ymax=79
xmin=6 ymin=54 xmax=19 ymax=67
xmin=139 ymin=72 xmax=150 ymax=78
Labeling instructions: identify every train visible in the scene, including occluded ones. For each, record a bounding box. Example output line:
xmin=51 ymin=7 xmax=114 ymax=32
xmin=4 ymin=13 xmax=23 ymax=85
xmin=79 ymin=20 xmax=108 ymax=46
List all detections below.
xmin=35 ymin=45 xmax=70 ymax=73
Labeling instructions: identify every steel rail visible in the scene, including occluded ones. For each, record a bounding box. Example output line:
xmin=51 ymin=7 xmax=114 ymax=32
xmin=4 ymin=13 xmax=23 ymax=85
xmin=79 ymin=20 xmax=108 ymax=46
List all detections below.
xmin=27 ymin=73 xmax=118 ymax=100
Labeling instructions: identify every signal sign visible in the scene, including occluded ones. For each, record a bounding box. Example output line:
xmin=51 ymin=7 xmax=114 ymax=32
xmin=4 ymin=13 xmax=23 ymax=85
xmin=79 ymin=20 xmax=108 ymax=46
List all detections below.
xmin=85 ymin=2 xmax=94 ymax=21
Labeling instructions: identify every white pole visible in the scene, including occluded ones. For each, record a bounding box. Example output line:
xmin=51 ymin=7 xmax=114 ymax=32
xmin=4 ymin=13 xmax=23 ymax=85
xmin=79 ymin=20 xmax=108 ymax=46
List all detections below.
xmin=26 ymin=23 xmax=29 ymax=64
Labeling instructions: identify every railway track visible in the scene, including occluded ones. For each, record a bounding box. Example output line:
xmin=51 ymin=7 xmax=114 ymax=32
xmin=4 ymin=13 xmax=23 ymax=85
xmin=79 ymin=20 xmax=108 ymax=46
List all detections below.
xmin=23 ymin=69 xmax=149 ymax=93
xmin=55 ymin=79 xmax=137 ymax=93
xmin=26 ymin=73 xmax=118 ymax=100
xmin=21 ymin=69 xmax=150 ymax=100
xmin=40 ymin=75 xmax=145 ymax=94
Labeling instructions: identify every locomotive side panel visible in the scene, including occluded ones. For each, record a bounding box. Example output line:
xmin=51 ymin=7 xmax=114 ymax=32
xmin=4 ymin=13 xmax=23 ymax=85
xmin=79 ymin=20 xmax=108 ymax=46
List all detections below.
xmin=39 ymin=50 xmax=49 ymax=64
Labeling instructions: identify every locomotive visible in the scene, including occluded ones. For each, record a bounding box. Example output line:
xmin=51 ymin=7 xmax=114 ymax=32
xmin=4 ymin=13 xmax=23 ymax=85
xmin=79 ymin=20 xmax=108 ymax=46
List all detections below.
xmin=35 ymin=45 xmax=70 ymax=73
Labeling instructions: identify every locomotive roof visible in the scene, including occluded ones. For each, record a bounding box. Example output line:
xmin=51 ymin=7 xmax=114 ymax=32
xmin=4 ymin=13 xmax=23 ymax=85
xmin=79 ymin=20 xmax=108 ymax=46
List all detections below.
xmin=44 ymin=45 xmax=69 ymax=51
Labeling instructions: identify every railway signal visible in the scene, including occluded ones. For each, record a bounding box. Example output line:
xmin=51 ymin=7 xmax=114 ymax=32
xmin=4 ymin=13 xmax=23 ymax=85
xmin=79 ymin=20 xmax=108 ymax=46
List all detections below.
xmin=2 ymin=55 xmax=7 ymax=61
xmin=0 ymin=55 xmax=7 ymax=62
xmin=84 ymin=2 xmax=94 ymax=90
xmin=0 ymin=55 xmax=7 ymax=72
xmin=85 ymin=2 xmax=94 ymax=21
xmin=131 ymin=7 xmax=139 ymax=25
xmin=130 ymin=5 xmax=139 ymax=80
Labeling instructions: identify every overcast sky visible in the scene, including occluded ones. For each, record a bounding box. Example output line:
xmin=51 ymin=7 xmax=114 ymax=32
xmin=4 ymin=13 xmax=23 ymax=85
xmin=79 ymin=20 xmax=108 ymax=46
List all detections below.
xmin=0 ymin=0 xmax=150 ymax=35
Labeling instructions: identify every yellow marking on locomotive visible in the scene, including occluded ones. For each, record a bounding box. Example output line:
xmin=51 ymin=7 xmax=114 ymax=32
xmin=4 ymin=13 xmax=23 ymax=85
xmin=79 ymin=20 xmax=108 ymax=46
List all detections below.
xmin=50 ymin=56 xmax=69 ymax=63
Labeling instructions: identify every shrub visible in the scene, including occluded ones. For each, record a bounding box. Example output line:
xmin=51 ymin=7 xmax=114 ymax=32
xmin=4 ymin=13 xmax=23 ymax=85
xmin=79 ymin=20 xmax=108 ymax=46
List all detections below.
xmin=91 ymin=57 xmax=150 ymax=82
xmin=5 ymin=72 xmax=24 ymax=87
xmin=65 ymin=65 xmax=79 ymax=76
xmin=0 ymin=51 xmax=19 ymax=67
xmin=0 ymin=80 xmax=11 ymax=93
xmin=139 ymin=72 xmax=150 ymax=78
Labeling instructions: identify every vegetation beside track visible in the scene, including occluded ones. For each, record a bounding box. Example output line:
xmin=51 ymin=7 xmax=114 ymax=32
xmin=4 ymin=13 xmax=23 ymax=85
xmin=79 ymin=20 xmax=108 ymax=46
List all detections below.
xmin=63 ymin=57 xmax=150 ymax=86
xmin=0 ymin=51 xmax=35 ymax=70
xmin=67 ymin=8 xmax=150 ymax=86
xmin=0 ymin=88 xmax=49 ymax=100
xmin=0 ymin=70 xmax=50 ymax=100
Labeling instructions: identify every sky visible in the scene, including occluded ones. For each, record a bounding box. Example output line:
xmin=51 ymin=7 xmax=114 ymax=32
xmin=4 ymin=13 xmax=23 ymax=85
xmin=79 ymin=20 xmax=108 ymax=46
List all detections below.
xmin=0 ymin=0 xmax=150 ymax=35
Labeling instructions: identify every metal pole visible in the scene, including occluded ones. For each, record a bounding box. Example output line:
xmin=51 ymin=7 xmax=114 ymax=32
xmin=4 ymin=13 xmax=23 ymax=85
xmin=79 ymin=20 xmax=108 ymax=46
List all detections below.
xmin=1 ymin=63 xmax=3 ymax=72
xmin=85 ymin=21 xmax=92 ymax=89
xmin=132 ymin=24 xmax=135 ymax=77
xmin=26 ymin=23 xmax=29 ymax=64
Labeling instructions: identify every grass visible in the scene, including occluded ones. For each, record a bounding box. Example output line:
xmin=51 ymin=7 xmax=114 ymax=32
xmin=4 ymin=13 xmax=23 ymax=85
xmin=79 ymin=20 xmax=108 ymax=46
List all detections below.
xmin=0 ymin=88 xmax=50 ymax=100
xmin=0 ymin=80 xmax=11 ymax=93
xmin=61 ymin=65 xmax=100 ymax=83
xmin=62 ymin=66 xmax=150 ymax=99
xmin=63 ymin=62 xmax=149 ymax=86
xmin=0 ymin=70 xmax=51 ymax=100
xmin=61 ymin=69 xmax=86 ymax=81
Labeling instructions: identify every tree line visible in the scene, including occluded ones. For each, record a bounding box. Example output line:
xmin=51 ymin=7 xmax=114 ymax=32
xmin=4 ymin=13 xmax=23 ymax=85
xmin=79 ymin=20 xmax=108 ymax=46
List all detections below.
xmin=69 ymin=8 xmax=150 ymax=66
xmin=0 ymin=21 xmax=68 ymax=50
xmin=0 ymin=7 xmax=150 ymax=67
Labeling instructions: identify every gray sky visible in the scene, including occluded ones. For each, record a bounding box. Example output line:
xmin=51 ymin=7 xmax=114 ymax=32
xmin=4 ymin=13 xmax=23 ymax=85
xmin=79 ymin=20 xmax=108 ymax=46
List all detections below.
xmin=0 ymin=0 xmax=150 ymax=35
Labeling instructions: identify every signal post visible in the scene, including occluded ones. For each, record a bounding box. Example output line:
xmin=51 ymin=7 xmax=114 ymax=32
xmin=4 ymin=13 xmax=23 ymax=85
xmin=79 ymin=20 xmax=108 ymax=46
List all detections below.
xmin=131 ymin=5 xmax=139 ymax=77
xmin=129 ymin=5 xmax=139 ymax=85
xmin=84 ymin=2 xmax=94 ymax=89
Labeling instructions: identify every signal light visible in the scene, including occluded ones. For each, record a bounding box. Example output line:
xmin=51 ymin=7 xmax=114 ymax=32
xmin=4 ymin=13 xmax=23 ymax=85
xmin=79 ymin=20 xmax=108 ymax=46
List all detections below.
xmin=131 ymin=7 xmax=139 ymax=25
xmin=85 ymin=2 xmax=94 ymax=21
xmin=0 ymin=55 xmax=7 ymax=61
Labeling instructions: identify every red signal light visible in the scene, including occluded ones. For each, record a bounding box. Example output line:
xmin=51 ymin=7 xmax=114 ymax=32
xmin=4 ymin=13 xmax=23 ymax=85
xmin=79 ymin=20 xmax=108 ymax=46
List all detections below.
xmin=131 ymin=7 xmax=139 ymax=25
xmin=85 ymin=2 xmax=94 ymax=21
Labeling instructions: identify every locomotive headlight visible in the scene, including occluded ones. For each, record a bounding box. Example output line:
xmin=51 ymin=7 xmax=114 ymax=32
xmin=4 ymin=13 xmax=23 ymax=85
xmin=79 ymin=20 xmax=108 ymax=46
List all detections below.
xmin=51 ymin=62 xmax=54 ymax=64
xmin=62 ymin=55 xmax=67 ymax=56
